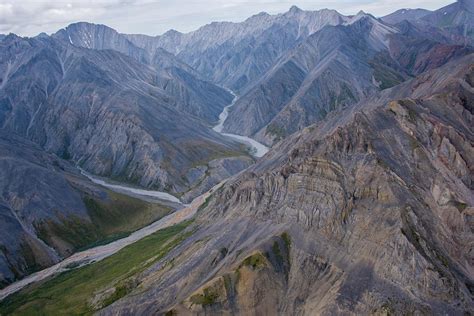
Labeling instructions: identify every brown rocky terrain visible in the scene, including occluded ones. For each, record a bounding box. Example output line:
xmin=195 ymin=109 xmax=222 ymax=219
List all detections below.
xmin=100 ymin=54 xmax=473 ymax=315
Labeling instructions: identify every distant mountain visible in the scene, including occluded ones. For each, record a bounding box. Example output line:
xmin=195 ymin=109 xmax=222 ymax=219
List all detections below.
xmin=126 ymin=7 xmax=350 ymax=94
xmin=221 ymin=13 xmax=396 ymax=145
xmin=420 ymin=0 xmax=474 ymax=45
xmin=381 ymin=8 xmax=432 ymax=24
xmin=221 ymin=12 xmax=471 ymax=145
xmin=53 ymin=22 xmax=233 ymax=123
xmin=0 ymin=34 xmax=250 ymax=198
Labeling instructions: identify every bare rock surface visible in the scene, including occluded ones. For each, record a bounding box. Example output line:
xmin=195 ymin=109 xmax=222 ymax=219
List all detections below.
xmin=101 ymin=54 xmax=474 ymax=316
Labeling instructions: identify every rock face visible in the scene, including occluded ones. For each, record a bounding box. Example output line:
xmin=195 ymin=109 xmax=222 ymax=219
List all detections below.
xmin=0 ymin=34 xmax=249 ymax=196
xmin=181 ymin=156 xmax=255 ymax=203
xmin=101 ymin=54 xmax=474 ymax=315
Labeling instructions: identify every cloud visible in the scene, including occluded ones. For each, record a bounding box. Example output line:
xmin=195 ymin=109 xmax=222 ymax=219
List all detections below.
xmin=0 ymin=0 xmax=454 ymax=37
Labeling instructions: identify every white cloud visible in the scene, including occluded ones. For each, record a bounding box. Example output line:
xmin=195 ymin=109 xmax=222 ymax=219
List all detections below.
xmin=0 ymin=0 xmax=454 ymax=37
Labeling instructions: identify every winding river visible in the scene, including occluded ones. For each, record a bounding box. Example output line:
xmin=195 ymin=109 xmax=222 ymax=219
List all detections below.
xmin=0 ymin=182 xmax=222 ymax=301
xmin=213 ymin=89 xmax=269 ymax=158
xmin=0 ymin=88 xmax=269 ymax=301
xmin=81 ymin=169 xmax=183 ymax=205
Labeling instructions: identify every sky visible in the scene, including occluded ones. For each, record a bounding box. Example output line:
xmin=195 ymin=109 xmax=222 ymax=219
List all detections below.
xmin=0 ymin=0 xmax=454 ymax=37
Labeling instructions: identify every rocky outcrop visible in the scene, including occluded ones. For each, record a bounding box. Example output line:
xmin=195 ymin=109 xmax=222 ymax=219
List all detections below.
xmin=101 ymin=54 xmax=474 ymax=315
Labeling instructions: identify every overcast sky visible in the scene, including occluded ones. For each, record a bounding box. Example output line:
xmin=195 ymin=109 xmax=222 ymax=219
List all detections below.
xmin=0 ymin=0 xmax=454 ymax=37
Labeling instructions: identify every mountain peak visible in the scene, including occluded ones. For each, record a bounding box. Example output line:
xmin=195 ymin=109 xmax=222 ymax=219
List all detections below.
xmin=288 ymin=5 xmax=303 ymax=14
xmin=65 ymin=21 xmax=112 ymax=31
xmin=35 ymin=32 xmax=49 ymax=39
xmin=163 ymin=29 xmax=182 ymax=37
xmin=245 ymin=11 xmax=271 ymax=22
xmin=346 ymin=10 xmax=375 ymax=25
xmin=3 ymin=33 xmax=21 ymax=42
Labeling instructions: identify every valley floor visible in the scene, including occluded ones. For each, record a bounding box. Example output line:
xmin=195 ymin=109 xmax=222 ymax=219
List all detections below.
xmin=0 ymin=179 xmax=222 ymax=302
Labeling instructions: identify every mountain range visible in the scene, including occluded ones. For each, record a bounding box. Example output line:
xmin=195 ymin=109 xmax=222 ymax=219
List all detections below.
xmin=0 ymin=0 xmax=472 ymax=314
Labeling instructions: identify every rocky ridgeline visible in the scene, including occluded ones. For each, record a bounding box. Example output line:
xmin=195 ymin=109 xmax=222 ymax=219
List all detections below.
xmin=102 ymin=55 xmax=473 ymax=315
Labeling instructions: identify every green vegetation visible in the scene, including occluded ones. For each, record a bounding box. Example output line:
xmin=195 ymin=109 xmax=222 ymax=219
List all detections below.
xmin=223 ymin=274 xmax=233 ymax=294
xmin=101 ymin=283 xmax=131 ymax=308
xmin=36 ymin=189 xmax=172 ymax=253
xmin=272 ymin=241 xmax=283 ymax=262
xmin=197 ymin=195 xmax=213 ymax=213
xmin=369 ymin=54 xmax=407 ymax=90
xmin=281 ymin=232 xmax=291 ymax=250
xmin=454 ymin=201 xmax=468 ymax=212
xmin=407 ymin=107 xmax=417 ymax=123
xmin=190 ymin=287 xmax=220 ymax=306
xmin=84 ymin=190 xmax=172 ymax=236
xmin=265 ymin=123 xmax=286 ymax=142
xmin=327 ymin=82 xmax=357 ymax=113
xmin=240 ymin=253 xmax=266 ymax=269
xmin=271 ymin=233 xmax=292 ymax=267
xmin=0 ymin=221 xmax=193 ymax=315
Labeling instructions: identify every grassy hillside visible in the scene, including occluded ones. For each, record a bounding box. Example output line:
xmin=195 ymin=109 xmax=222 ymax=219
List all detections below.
xmin=36 ymin=188 xmax=174 ymax=255
xmin=0 ymin=221 xmax=193 ymax=315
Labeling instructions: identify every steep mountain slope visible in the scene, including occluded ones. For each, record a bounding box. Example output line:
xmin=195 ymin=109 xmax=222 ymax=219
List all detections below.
xmin=100 ymin=53 xmax=474 ymax=315
xmin=53 ymin=22 xmax=233 ymax=123
xmin=222 ymin=12 xmax=472 ymax=146
xmin=126 ymin=7 xmax=350 ymax=94
xmin=381 ymin=8 xmax=432 ymax=25
xmin=0 ymin=34 xmax=251 ymax=198
xmin=388 ymin=20 xmax=472 ymax=75
xmin=221 ymin=14 xmax=400 ymax=145
xmin=0 ymin=132 xmax=173 ymax=288
xmin=420 ymin=0 xmax=474 ymax=46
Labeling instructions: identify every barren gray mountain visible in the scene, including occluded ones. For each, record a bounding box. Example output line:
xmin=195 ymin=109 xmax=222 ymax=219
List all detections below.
xmin=0 ymin=34 xmax=251 ymax=199
xmin=222 ymin=12 xmax=471 ymax=146
xmin=420 ymin=0 xmax=474 ymax=46
xmin=125 ymin=7 xmax=350 ymax=94
xmin=53 ymin=22 xmax=233 ymax=123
